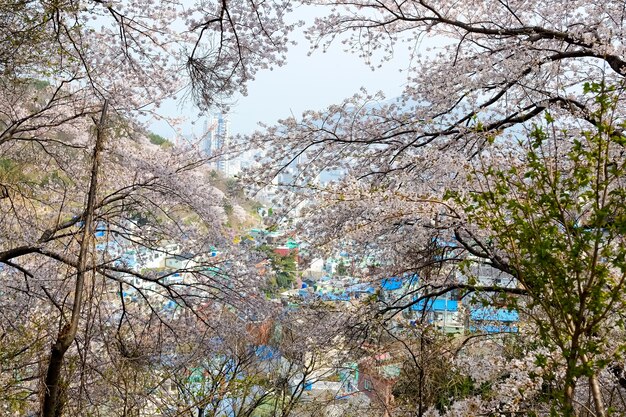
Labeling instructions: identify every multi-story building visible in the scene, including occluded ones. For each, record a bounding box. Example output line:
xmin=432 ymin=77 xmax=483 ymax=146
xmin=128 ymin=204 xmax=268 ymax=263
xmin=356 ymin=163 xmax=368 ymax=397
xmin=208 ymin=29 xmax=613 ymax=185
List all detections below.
xmin=457 ymin=261 xmax=521 ymax=333
xmin=202 ymin=113 xmax=231 ymax=174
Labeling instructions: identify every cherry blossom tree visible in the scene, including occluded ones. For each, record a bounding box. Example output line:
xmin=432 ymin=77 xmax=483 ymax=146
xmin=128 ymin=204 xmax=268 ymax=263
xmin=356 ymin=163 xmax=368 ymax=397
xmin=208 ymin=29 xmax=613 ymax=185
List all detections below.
xmin=4 ymin=0 xmax=626 ymax=415
xmin=0 ymin=1 xmax=301 ymax=415
xmin=243 ymin=1 xmax=626 ymax=415
xmin=449 ymin=83 xmax=626 ymax=416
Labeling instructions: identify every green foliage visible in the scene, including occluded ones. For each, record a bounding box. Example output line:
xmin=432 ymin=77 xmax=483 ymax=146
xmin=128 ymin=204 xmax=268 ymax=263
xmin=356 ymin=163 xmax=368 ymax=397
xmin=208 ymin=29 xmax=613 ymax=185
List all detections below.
xmin=30 ymin=79 xmax=50 ymax=90
xmin=275 ymin=254 xmax=297 ymax=289
xmin=336 ymin=258 xmax=348 ymax=276
xmin=0 ymin=158 xmax=21 ymax=178
xmin=258 ymin=244 xmax=298 ymax=291
xmin=449 ymin=83 xmax=626 ymax=414
xmin=223 ymin=201 xmax=233 ymax=216
xmin=147 ymin=132 xmax=172 ymax=148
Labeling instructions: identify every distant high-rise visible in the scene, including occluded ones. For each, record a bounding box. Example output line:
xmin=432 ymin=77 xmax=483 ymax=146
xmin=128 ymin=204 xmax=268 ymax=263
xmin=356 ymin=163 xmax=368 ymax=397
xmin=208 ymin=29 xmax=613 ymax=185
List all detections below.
xmin=201 ymin=113 xmax=230 ymax=173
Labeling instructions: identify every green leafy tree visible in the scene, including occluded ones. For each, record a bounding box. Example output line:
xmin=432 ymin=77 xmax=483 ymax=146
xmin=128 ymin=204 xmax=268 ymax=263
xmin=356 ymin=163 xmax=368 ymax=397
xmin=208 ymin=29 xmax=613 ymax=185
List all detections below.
xmin=148 ymin=132 xmax=172 ymax=148
xmin=451 ymin=83 xmax=626 ymax=416
xmin=259 ymin=245 xmax=298 ymax=292
xmin=336 ymin=258 xmax=348 ymax=277
xmin=274 ymin=254 xmax=297 ymax=289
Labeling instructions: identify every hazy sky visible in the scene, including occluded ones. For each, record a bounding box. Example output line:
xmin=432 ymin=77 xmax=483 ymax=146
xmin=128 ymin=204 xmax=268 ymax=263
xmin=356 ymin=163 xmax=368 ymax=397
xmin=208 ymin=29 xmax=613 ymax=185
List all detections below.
xmin=152 ymin=8 xmax=442 ymax=139
xmin=227 ymin=28 xmax=414 ymax=135
xmin=154 ymin=21 xmax=413 ymax=138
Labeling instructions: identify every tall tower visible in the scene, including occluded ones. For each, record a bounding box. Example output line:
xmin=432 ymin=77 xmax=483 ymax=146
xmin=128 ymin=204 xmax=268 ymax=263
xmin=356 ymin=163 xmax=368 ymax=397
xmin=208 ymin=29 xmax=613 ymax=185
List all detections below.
xmin=201 ymin=113 xmax=230 ymax=174
xmin=214 ymin=114 xmax=229 ymax=173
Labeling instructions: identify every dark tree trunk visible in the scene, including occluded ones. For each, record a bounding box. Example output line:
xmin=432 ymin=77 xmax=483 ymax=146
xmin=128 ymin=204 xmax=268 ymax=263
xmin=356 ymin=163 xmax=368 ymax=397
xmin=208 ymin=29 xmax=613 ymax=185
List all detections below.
xmin=41 ymin=101 xmax=108 ymax=417
xmin=42 ymin=333 xmax=69 ymax=417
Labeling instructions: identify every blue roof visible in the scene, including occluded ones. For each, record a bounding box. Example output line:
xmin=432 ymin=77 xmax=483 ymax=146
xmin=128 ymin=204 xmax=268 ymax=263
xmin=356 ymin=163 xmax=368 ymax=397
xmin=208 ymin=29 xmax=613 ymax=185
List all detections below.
xmin=345 ymin=283 xmax=375 ymax=294
xmin=381 ymin=277 xmax=403 ymax=291
xmin=322 ymin=292 xmax=350 ymax=301
xmin=406 ymin=274 xmax=419 ymax=285
xmin=470 ymin=308 xmax=519 ymax=322
xmin=470 ymin=324 xmax=519 ymax=333
xmin=434 ymin=238 xmax=458 ymax=248
xmin=412 ymin=298 xmax=459 ymax=312
xmin=255 ymin=345 xmax=278 ymax=361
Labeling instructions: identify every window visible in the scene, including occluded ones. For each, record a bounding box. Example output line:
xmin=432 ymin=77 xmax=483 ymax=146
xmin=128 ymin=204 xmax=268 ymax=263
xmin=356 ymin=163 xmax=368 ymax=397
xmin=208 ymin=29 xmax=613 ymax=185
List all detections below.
xmin=363 ymin=378 xmax=373 ymax=391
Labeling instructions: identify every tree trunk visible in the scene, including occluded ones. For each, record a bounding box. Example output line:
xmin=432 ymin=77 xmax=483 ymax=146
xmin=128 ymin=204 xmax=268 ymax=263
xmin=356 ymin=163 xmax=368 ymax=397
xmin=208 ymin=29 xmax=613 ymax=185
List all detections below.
xmin=564 ymin=381 xmax=576 ymax=417
xmin=41 ymin=333 xmax=69 ymax=417
xmin=578 ymin=352 xmax=606 ymax=417
xmin=41 ymin=101 xmax=108 ymax=417
xmin=563 ymin=359 xmax=579 ymax=417
xmin=589 ymin=373 xmax=606 ymax=417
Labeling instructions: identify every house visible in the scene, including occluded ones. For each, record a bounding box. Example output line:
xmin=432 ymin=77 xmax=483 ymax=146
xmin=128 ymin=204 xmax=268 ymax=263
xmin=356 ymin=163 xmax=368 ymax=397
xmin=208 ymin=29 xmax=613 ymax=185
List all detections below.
xmin=456 ymin=261 xmax=518 ymax=289
xmin=302 ymin=258 xmax=325 ymax=281
xmin=469 ymin=307 xmax=519 ymax=333
xmin=457 ymin=261 xmax=520 ymax=333
xmin=164 ymin=252 xmax=195 ymax=270
xmin=357 ymin=350 xmax=403 ymax=417
xmin=411 ymin=298 xmax=464 ymax=334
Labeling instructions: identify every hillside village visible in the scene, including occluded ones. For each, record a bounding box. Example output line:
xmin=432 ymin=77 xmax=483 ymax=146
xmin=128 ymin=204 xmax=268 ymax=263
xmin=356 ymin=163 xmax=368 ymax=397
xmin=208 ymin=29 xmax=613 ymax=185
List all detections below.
xmin=2 ymin=1 xmax=626 ymax=416
xmin=83 ymin=201 xmax=524 ymax=416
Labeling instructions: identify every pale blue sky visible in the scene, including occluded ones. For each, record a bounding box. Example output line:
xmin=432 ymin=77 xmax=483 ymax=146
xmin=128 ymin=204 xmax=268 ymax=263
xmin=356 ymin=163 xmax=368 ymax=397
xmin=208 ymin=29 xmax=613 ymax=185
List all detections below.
xmin=151 ymin=8 xmax=443 ymax=139
xmin=227 ymin=29 xmax=413 ymax=135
